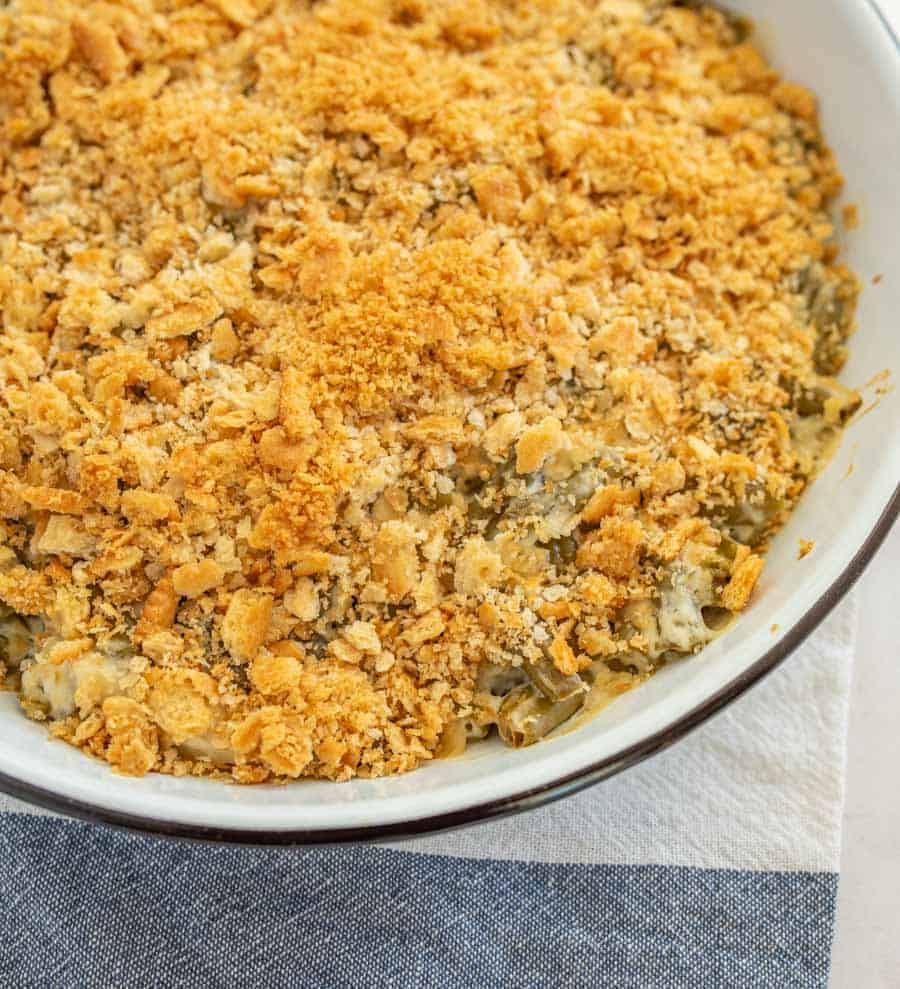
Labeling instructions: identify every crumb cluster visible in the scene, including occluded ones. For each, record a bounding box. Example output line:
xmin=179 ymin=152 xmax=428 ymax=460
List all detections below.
xmin=0 ymin=0 xmax=858 ymax=781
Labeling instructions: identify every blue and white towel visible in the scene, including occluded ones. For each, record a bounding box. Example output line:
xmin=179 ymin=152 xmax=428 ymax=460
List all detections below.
xmin=0 ymin=597 xmax=856 ymax=988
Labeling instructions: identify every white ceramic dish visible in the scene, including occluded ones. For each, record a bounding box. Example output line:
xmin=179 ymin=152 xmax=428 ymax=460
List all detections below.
xmin=2 ymin=0 xmax=898 ymax=843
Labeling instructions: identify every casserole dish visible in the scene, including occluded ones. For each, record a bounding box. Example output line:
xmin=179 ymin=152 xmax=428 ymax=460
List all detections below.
xmin=0 ymin=0 xmax=898 ymax=842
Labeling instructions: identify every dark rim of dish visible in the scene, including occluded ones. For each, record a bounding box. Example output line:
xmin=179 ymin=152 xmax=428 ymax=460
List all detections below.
xmin=0 ymin=0 xmax=897 ymax=848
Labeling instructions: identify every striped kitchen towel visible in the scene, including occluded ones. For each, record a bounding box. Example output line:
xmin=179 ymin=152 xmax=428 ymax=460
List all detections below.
xmin=0 ymin=596 xmax=856 ymax=988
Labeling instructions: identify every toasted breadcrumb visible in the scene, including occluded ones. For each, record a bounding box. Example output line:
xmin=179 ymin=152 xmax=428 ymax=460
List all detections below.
xmin=0 ymin=0 xmax=858 ymax=782
xmin=842 ymin=204 xmax=860 ymax=230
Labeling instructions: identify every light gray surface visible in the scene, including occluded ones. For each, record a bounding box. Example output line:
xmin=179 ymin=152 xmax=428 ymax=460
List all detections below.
xmin=830 ymin=3 xmax=900 ymax=983
xmin=831 ymin=521 xmax=900 ymax=987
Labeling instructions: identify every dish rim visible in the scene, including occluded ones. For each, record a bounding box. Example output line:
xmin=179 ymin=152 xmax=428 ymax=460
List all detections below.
xmin=0 ymin=0 xmax=897 ymax=846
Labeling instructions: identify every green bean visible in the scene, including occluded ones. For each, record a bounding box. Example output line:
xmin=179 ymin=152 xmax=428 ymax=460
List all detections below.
xmin=716 ymin=484 xmax=786 ymax=545
xmin=545 ymin=535 xmax=578 ymax=566
xmin=476 ymin=662 xmax=529 ymax=696
xmin=599 ymin=652 xmax=653 ymax=676
xmin=524 ymin=658 xmax=587 ymax=702
xmin=793 ymin=378 xmax=861 ymax=422
xmin=435 ymin=718 xmax=468 ymax=759
xmin=0 ymin=610 xmax=35 ymax=669
xmin=798 ymin=263 xmax=857 ymax=375
xmin=497 ymin=684 xmax=586 ymax=747
xmin=701 ymin=606 xmax=733 ymax=631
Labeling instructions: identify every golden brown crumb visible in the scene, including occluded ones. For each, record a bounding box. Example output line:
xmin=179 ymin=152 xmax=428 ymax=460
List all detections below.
xmin=0 ymin=0 xmax=858 ymax=783
xmin=172 ymin=561 xmax=224 ymax=599
xmin=515 ymin=417 xmax=566 ymax=475
xmin=103 ymin=697 xmax=159 ymax=776
xmin=797 ymin=539 xmax=816 ymax=559
xmin=582 ymin=486 xmax=643 ymax=527
xmin=71 ymin=14 xmax=128 ymax=85
xmin=721 ymin=553 xmax=765 ymax=611
xmin=221 ymin=589 xmax=273 ymax=663
xmin=842 ymin=204 xmax=860 ymax=230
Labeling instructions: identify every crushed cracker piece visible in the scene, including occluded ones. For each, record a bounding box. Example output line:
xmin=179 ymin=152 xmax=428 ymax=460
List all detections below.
xmin=221 ymin=589 xmax=273 ymax=662
xmin=72 ymin=14 xmax=128 ymax=84
xmin=721 ymin=554 xmax=765 ymax=611
xmin=171 ymin=560 xmax=223 ymax=599
xmin=515 ymin=417 xmax=566 ymax=474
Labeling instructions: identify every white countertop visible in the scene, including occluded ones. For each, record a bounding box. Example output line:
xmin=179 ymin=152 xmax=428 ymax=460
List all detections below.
xmin=831 ymin=521 xmax=900 ymax=987
xmin=826 ymin=2 xmax=900 ymax=983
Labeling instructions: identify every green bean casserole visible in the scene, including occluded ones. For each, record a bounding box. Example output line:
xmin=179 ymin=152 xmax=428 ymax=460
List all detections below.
xmin=0 ymin=0 xmax=859 ymax=781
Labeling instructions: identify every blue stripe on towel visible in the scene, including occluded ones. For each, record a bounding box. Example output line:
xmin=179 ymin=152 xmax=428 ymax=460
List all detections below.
xmin=0 ymin=813 xmax=835 ymax=989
